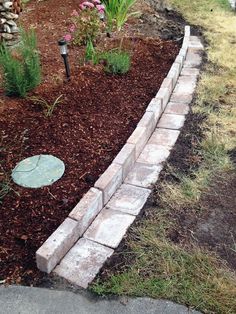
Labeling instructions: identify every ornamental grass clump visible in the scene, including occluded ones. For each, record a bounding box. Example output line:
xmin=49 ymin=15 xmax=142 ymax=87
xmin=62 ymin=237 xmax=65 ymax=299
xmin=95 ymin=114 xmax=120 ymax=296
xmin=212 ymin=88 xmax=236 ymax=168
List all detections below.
xmin=102 ymin=0 xmax=139 ymax=32
xmin=0 ymin=28 xmax=41 ymax=97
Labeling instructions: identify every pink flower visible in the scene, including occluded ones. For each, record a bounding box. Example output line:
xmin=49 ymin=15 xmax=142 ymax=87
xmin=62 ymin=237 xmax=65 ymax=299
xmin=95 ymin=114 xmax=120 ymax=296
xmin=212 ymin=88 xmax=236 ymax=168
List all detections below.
xmin=96 ymin=4 xmax=105 ymax=12
xmin=82 ymin=1 xmax=95 ymax=8
xmin=92 ymin=0 xmax=101 ymax=4
xmin=64 ymin=34 xmax=72 ymax=42
xmin=69 ymin=24 xmax=76 ymax=33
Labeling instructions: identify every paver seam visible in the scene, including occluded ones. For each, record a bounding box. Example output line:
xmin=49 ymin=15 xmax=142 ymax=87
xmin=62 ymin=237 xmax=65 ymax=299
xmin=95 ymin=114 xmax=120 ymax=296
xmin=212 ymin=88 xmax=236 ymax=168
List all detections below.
xmin=36 ymin=26 xmax=204 ymax=286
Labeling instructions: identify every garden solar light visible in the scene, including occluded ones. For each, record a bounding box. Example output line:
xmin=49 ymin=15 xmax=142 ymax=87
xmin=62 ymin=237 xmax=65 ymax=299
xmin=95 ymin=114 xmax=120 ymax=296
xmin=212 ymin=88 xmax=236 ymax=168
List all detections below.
xmin=58 ymin=39 xmax=71 ymax=80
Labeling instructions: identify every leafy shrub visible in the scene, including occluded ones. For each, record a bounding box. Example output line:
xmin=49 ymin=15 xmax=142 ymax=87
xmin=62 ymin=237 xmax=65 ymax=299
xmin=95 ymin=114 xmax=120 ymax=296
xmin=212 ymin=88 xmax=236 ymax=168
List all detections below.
xmin=66 ymin=1 xmax=105 ymax=45
xmin=102 ymin=0 xmax=139 ymax=32
xmin=103 ymin=50 xmax=131 ymax=74
xmin=0 ymin=29 xmax=41 ymax=97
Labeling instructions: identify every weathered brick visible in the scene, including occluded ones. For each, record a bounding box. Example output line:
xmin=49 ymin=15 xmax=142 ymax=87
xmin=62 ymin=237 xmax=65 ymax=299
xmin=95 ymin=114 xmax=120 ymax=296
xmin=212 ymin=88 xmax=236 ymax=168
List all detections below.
xmin=178 ymin=47 xmax=188 ymax=59
xmin=167 ymin=63 xmax=181 ymax=87
xmin=146 ymin=98 xmax=163 ymax=123
xmin=84 ymin=208 xmax=135 ymax=248
xmin=106 ymin=183 xmax=151 ymax=216
xmin=161 ymin=77 xmax=173 ymax=92
xmin=137 ymin=144 xmax=170 ymax=165
xmin=69 ymin=188 xmax=103 ymax=234
xmin=185 ymin=25 xmax=191 ymax=37
xmin=170 ymin=92 xmax=193 ymax=104
xmin=185 ymin=48 xmax=203 ymax=67
xmin=127 ymin=126 xmax=149 ymax=160
xmin=175 ymin=55 xmax=184 ymax=69
xmin=173 ymin=75 xmax=197 ymax=95
xmin=54 ymin=238 xmax=113 ymax=288
xmin=94 ymin=163 xmax=122 ymax=204
xmin=36 ymin=218 xmax=80 ymax=273
xmin=165 ymin=102 xmax=190 ymax=115
xmin=125 ymin=162 xmax=163 ymax=188
xmin=148 ymin=128 xmax=180 ymax=148
xmin=181 ymin=67 xmax=200 ymax=76
xmin=157 ymin=113 xmax=185 ymax=130
xmin=113 ymin=143 xmax=135 ymax=179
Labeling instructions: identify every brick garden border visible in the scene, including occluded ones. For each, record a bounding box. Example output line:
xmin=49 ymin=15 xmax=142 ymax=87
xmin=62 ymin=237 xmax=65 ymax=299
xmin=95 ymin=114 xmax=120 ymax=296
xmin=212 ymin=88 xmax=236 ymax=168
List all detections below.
xmin=36 ymin=26 xmax=202 ymax=281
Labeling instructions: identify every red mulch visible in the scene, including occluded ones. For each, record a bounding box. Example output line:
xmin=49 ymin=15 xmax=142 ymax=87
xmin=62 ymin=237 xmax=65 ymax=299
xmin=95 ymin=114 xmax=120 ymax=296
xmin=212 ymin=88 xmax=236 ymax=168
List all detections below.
xmin=0 ymin=0 xmax=179 ymax=285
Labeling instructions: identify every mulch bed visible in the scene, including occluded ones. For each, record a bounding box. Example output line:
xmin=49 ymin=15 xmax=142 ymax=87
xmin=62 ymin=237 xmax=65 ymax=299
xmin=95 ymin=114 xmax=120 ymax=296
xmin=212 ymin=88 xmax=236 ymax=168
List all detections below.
xmin=0 ymin=0 xmax=179 ymax=285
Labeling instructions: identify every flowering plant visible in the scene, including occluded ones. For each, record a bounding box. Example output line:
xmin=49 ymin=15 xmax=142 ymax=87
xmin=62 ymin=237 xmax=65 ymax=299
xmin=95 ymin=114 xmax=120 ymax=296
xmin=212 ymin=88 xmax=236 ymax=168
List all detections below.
xmin=64 ymin=0 xmax=105 ymax=45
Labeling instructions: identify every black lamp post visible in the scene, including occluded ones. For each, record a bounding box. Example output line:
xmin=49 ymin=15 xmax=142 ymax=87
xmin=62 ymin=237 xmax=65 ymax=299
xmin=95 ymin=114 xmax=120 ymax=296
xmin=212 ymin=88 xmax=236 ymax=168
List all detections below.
xmin=58 ymin=39 xmax=71 ymax=81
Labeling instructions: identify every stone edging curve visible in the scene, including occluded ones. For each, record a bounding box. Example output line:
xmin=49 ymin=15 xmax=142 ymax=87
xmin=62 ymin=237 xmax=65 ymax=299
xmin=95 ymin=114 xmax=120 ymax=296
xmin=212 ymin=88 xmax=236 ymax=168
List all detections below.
xmin=36 ymin=26 xmax=204 ymax=288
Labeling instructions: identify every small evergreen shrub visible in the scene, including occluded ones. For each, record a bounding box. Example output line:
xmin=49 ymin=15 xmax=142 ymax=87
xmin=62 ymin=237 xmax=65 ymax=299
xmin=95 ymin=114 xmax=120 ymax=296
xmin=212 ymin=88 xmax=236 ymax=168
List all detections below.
xmin=0 ymin=29 xmax=41 ymax=97
xmin=103 ymin=50 xmax=131 ymax=74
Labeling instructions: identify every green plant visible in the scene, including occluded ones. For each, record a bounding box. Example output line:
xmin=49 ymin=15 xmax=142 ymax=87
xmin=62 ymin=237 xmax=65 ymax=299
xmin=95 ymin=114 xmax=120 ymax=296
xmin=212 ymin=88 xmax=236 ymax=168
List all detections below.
xmin=103 ymin=50 xmax=131 ymax=74
xmin=29 ymin=95 xmax=63 ymax=117
xmin=0 ymin=28 xmax=41 ymax=97
xmin=85 ymin=38 xmax=96 ymax=62
xmin=103 ymin=0 xmax=139 ymax=32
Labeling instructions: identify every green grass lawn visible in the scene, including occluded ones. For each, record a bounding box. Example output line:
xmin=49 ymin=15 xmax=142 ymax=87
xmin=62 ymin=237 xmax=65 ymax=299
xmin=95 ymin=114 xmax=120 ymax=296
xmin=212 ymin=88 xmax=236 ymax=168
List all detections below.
xmin=90 ymin=1 xmax=236 ymax=313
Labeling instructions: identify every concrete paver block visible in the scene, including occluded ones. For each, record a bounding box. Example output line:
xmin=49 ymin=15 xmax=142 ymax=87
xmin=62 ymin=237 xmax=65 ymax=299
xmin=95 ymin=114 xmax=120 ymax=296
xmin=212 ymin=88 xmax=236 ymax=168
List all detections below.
xmin=113 ymin=143 xmax=135 ymax=179
xmin=173 ymin=75 xmax=197 ymax=95
xmin=36 ymin=218 xmax=80 ymax=273
xmin=137 ymin=144 xmax=170 ymax=165
xmin=148 ymin=128 xmax=180 ymax=148
xmin=165 ymin=102 xmax=190 ymax=115
xmin=181 ymin=67 xmax=200 ymax=76
xmin=185 ymin=49 xmax=203 ymax=67
xmin=157 ymin=113 xmax=185 ymax=130
xmin=137 ymin=111 xmax=156 ymax=136
xmin=156 ymin=87 xmax=171 ymax=110
xmin=125 ymin=162 xmax=163 ymax=188
xmin=69 ymin=188 xmax=103 ymax=234
xmin=170 ymin=92 xmax=193 ymax=104
xmin=106 ymin=183 xmax=151 ymax=215
xmin=84 ymin=208 xmax=135 ymax=248
xmin=167 ymin=63 xmax=181 ymax=87
xmin=146 ymin=98 xmax=163 ymax=123
xmin=54 ymin=238 xmax=113 ymax=288
xmin=95 ymin=163 xmax=122 ymax=204
xmin=127 ymin=126 xmax=149 ymax=159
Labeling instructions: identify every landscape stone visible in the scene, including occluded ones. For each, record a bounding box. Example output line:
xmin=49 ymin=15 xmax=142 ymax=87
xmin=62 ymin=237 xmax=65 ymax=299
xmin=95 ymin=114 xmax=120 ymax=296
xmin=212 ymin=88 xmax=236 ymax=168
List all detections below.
xmin=36 ymin=218 xmax=80 ymax=273
xmin=69 ymin=188 xmax=103 ymax=234
xmin=113 ymin=143 xmax=135 ymax=179
xmin=94 ymin=163 xmax=122 ymax=204
xmin=137 ymin=144 xmax=170 ymax=165
xmin=54 ymin=238 xmax=113 ymax=288
xmin=127 ymin=126 xmax=149 ymax=159
xmin=148 ymin=128 xmax=180 ymax=147
xmin=165 ymin=102 xmax=190 ymax=115
xmin=84 ymin=208 xmax=135 ymax=248
xmin=146 ymin=98 xmax=163 ymax=123
xmin=106 ymin=183 xmax=151 ymax=215
xmin=137 ymin=111 xmax=156 ymax=136
xmin=125 ymin=162 xmax=163 ymax=188
xmin=157 ymin=113 xmax=185 ymax=130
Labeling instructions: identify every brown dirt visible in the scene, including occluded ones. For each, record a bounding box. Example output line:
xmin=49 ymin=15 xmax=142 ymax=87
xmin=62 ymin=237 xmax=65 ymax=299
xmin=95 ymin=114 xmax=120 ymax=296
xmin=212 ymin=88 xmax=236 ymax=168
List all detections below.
xmin=0 ymin=0 xmax=181 ymax=285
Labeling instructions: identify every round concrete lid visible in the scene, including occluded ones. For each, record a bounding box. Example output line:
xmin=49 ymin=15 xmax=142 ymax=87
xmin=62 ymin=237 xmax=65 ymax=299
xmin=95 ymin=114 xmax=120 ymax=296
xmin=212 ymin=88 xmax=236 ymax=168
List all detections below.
xmin=12 ymin=154 xmax=65 ymax=188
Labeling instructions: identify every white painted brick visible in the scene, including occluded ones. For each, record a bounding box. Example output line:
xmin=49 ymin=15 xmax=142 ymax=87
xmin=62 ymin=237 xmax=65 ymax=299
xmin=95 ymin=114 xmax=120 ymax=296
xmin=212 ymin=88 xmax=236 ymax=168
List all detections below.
xmin=125 ymin=162 xmax=163 ymax=189
xmin=36 ymin=218 xmax=80 ymax=273
xmin=156 ymin=87 xmax=171 ymax=110
xmin=54 ymin=238 xmax=113 ymax=289
xmin=84 ymin=208 xmax=135 ymax=248
xmin=106 ymin=183 xmax=151 ymax=216
xmin=157 ymin=113 xmax=185 ymax=130
xmin=127 ymin=126 xmax=149 ymax=160
xmin=165 ymin=102 xmax=190 ymax=115
xmin=137 ymin=144 xmax=170 ymax=165
xmin=94 ymin=163 xmax=122 ymax=204
xmin=113 ymin=143 xmax=135 ymax=180
xmin=137 ymin=111 xmax=156 ymax=135
xmin=148 ymin=128 xmax=180 ymax=148
xmin=146 ymin=98 xmax=163 ymax=123
xmin=69 ymin=188 xmax=103 ymax=234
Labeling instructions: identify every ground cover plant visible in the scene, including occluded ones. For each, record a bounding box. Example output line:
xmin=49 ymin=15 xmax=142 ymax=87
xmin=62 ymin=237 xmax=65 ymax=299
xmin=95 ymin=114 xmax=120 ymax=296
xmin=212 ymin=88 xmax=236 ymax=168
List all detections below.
xmin=90 ymin=0 xmax=236 ymax=313
xmin=0 ymin=0 xmax=180 ymax=285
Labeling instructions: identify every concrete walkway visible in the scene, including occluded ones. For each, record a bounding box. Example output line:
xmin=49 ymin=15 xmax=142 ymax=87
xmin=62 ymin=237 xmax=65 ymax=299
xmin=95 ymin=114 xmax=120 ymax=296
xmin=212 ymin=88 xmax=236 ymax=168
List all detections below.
xmin=0 ymin=286 xmax=201 ymax=314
